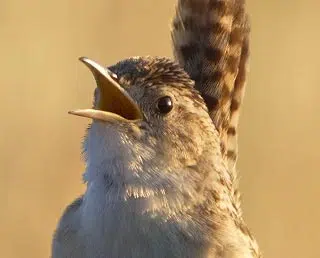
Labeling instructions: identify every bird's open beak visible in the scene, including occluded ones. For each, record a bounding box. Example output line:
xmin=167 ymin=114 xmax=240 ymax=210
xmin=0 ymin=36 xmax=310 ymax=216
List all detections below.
xmin=68 ymin=57 xmax=143 ymax=122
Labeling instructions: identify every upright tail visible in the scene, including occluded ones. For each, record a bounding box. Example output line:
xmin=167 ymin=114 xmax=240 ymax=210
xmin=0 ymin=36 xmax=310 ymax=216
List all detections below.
xmin=171 ymin=0 xmax=250 ymax=212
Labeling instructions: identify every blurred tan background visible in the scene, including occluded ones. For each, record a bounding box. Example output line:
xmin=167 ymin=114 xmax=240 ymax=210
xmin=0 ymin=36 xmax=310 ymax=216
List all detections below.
xmin=1 ymin=0 xmax=320 ymax=257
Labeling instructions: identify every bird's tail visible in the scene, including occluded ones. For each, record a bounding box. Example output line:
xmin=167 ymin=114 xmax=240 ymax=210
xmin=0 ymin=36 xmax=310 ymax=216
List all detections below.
xmin=171 ymin=0 xmax=250 ymax=213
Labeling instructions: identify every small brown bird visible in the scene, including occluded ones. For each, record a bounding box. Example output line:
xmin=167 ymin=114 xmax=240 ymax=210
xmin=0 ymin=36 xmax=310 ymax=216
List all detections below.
xmin=51 ymin=0 xmax=261 ymax=257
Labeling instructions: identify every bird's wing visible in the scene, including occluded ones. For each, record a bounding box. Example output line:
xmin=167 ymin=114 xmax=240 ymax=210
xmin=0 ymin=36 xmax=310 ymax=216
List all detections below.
xmin=171 ymin=0 xmax=250 ymax=212
xmin=51 ymin=196 xmax=84 ymax=258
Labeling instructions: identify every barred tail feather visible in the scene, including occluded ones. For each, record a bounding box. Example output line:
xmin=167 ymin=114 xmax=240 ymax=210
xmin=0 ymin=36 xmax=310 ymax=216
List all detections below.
xmin=171 ymin=0 xmax=250 ymax=212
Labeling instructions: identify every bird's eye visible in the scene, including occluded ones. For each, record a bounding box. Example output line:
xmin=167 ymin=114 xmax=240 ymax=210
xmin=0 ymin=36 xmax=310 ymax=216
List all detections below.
xmin=157 ymin=96 xmax=173 ymax=114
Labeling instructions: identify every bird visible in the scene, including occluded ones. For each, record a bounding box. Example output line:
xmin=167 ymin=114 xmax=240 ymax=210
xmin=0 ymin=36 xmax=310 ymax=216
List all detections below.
xmin=51 ymin=0 xmax=261 ymax=257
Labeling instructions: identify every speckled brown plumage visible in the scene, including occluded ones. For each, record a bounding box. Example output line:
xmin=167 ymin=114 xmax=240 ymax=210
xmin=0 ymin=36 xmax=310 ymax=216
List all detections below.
xmin=51 ymin=1 xmax=262 ymax=257
xmin=171 ymin=0 xmax=250 ymax=213
xmin=52 ymin=57 xmax=261 ymax=257
xmin=170 ymin=0 xmax=261 ymax=256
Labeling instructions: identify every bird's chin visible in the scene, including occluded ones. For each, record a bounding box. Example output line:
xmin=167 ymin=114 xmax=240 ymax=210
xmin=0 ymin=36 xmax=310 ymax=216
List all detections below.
xmin=82 ymin=118 xmax=144 ymax=167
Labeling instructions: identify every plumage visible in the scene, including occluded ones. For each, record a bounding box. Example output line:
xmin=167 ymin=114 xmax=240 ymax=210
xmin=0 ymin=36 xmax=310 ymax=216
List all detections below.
xmin=51 ymin=0 xmax=261 ymax=257
xmin=171 ymin=0 xmax=250 ymax=214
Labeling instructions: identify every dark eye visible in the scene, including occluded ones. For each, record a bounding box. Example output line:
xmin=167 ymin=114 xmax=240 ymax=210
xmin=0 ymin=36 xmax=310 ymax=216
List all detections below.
xmin=157 ymin=96 xmax=173 ymax=114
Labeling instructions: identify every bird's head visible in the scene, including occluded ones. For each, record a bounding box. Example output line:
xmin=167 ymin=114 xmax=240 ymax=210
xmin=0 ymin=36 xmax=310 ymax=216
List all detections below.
xmin=71 ymin=56 xmax=225 ymax=209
